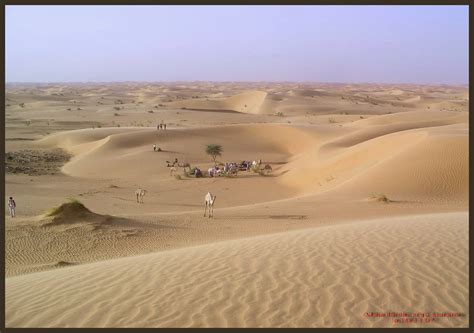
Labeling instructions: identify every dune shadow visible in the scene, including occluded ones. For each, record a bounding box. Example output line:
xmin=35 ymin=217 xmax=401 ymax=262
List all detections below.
xmin=219 ymin=214 xmax=307 ymax=220
xmin=158 ymin=202 xmax=202 ymax=208
xmin=177 ymin=108 xmax=243 ymax=114
xmin=101 ymin=217 xmax=189 ymax=230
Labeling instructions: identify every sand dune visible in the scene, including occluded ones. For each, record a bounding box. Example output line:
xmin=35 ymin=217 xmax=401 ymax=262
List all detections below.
xmin=5 ymin=82 xmax=469 ymax=328
xmin=6 ymin=212 xmax=468 ymax=328
xmin=32 ymin=108 xmax=469 ymax=207
xmin=166 ymin=90 xmax=268 ymax=114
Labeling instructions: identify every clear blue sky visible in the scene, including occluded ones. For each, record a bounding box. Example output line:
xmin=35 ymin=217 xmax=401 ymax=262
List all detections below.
xmin=6 ymin=5 xmax=468 ymax=84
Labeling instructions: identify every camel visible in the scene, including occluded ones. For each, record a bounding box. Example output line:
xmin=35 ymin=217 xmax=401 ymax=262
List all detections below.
xmin=135 ymin=188 xmax=147 ymax=203
xmin=170 ymin=167 xmax=177 ymax=176
xmin=262 ymin=164 xmax=272 ymax=174
xmin=178 ymin=162 xmax=191 ymax=172
xmin=204 ymin=192 xmax=217 ymax=218
xmin=208 ymin=166 xmax=222 ymax=177
xmin=227 ymin=164 xmax=239 ymax=176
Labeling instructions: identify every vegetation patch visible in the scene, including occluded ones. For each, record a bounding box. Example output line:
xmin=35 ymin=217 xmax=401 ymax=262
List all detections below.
xmin=5 ymin=148 xmax=71 ymax=175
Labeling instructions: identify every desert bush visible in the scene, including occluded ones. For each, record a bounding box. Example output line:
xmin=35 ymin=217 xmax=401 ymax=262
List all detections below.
xmin=148 ymin=110 xmax=154 ymax=113
xmin=275 ymin=111 xmax=284 ymax=117
xmin=77 ymin=108 xmax=82 ymax=110
xmin=19 ymin=103 xmax=25 ymax=108
xmin=175 ymin=174 xmax=182 ymax=180
xmin=369 ymin=193 xmax=390 ymax=203
xmin=25 ymin=120 xmax=31 ymax=126
xmin=114 ymin=112 xmax=120 ymax=116
xmin=46 ymin=198 xmax=85 ymax=217
xmin=328 ymin=118 xmax=337 ymax=123
xmin=114 ymin=106 xmax=121 ymax=111
xmin=97 ymin=124 xmax=102 ymax=128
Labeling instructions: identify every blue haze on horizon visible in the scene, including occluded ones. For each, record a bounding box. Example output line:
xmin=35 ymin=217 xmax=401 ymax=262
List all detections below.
xmin=6 ymin=5 xmax=469 ymax=84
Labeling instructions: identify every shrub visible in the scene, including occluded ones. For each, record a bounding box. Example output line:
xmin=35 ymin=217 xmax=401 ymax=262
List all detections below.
xmin=114 ymin=112 xmax=120 ymax=116
xmin=19 ymin=103 xmax=25 ymax=108
xmin=328 ymin=118 xmax=337 ymax=123
xmin=97 ymin=124 xmax=102 ymax=128
xmin=148 ymin=110 xmax=154 ymax=113
xmin=25 ymin=120 xmax=31 ymax=126
xmin=175 ymin=174 xmax=182 ymax=180
xmin=114 ymin=106 xmax=121 ymax=111
xmin=369 ymin=193 xmax=390 ymax=203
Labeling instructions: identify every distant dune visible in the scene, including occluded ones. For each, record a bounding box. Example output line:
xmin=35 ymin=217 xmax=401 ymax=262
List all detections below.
xmin=166 ymin=90 xmax=268 ymax=114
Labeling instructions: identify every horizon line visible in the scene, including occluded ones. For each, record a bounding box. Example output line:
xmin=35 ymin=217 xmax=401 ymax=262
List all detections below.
xmin=5 ymin=80 xmax=469 ymax=86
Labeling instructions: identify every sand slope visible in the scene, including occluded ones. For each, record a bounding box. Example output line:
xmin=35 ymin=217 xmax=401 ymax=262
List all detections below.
xmin=166 ymin=90 xmax=268 ymax=114
xmin=6 ymin=212 xmax=468 ymax=328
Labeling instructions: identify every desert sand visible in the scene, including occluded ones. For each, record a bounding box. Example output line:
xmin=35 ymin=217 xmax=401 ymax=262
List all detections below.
xmin=5 ymin=82 xmax=469 ymax=327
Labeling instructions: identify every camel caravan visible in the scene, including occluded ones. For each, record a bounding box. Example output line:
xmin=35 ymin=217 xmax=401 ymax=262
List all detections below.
xmin=166 ymin=158 xmax=272 ymax=178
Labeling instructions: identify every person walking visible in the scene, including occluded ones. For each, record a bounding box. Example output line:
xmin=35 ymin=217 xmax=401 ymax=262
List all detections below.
xmin=8 ymin=197 xmax=16 ymax=218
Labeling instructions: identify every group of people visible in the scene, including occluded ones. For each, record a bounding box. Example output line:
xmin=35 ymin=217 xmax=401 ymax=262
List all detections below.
xmin=157 ymin=122 xmax=167 ymax=130
xmin=167 ymin=158 xmax=180 ymax=167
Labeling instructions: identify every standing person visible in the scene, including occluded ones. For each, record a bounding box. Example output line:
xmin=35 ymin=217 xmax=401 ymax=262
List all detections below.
xmin=164 ymin=123 xmax=167 ymax=130
xmin=157 ymin=124 xmax=159 ymax=130
xmin=8 ymin=197 xmax=16 ymax=218
xmin=153 ymin=144 xmax=156 ymax=152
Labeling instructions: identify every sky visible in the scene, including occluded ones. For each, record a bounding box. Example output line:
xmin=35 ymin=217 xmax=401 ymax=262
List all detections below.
xmin=5 ymin=5 xmax=469 ymax=84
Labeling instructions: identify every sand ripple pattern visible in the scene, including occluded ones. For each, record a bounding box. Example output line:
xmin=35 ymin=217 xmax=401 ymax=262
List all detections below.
xmin=6 ymin=212 xmax=468 ymax=328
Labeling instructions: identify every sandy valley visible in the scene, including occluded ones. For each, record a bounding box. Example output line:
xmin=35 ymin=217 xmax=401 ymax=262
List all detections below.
xmin=4 ymin=82 xmax=469 ymax=327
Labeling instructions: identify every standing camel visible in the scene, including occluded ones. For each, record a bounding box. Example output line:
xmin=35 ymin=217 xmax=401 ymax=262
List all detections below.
xmin=204 ymin=192 xmax=217 ymax=218
xmin=135 ymin=188 xmax=147 ymax=203
xmin=170 ymin=167 xmax=177 ymax=176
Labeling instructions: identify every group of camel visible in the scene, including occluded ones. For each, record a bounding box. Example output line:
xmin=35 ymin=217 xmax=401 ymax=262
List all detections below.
xmin=169 ymin=159 xmax=272 ymax=178
xmin=135 ymin=188 xmax=217 ymax=218
xmin=134 ymin=159 xmax=272 ymax=219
